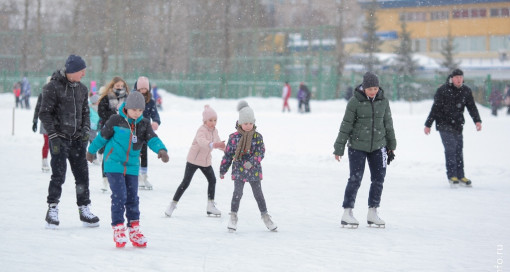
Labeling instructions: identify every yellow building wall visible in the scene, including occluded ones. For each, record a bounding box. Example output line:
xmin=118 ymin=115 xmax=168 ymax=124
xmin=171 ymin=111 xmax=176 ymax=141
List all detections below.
xmin=376 ymin=2 xmax=510 ymax=39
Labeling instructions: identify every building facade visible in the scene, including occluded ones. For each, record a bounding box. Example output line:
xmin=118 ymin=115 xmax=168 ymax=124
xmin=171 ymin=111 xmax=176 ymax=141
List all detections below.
xmin=372 ymin=0 xmax=510 ymax=59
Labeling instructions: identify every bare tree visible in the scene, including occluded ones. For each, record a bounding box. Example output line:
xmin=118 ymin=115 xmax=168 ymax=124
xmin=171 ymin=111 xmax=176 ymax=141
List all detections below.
xmin=20 ymin=0 xmax=29 ymax=75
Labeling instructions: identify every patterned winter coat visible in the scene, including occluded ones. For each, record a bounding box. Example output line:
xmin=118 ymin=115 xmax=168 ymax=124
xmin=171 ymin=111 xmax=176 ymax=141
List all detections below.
xmin=88 ymin=103 xmax=166 ymax=176
xmin=334 ymin=86 xmax=396 ymax=156
xmin=220 ymin=129 xmax=265 ymax=182
xmin=187 ymin=124 xmax=221 ymax=167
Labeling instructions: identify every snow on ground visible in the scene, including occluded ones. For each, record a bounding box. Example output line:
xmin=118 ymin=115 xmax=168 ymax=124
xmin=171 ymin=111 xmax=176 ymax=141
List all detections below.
xmin=1 ymin=91 xmax=509 ymax=272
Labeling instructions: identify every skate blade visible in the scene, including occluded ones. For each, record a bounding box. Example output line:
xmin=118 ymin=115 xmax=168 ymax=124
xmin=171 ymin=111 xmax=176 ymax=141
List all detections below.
xmin=449 ymin=183 xmax=459 ymax=189
xmin=341 ymin=221 xmax=359 ymax=229
xmin=45 ymin=223 xmax=59 ymax=230
xmin=164 ymin=212 xmax=172 ymax=217
xmin=269 ymin=227 xmax=278 ymax=232
xmin=367 ymin=222 xmax=385 ymax=228
xmin=207 ymin=212 xmax=221 ymax=217
xmin=228 ymin=228 xmax=236 ymax=233
xmin=115 ymin=242 xmax=127 ymax=248
xmin=459 ymin=183 xmax=472 ymax=188
xmin=131 ymin=242 xmax=147 ymax=248
xmin=82 ymin=222 xmax=100 ymax=228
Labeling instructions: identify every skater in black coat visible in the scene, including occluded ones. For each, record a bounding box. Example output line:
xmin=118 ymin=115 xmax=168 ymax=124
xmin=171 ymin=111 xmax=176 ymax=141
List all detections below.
xmin=424 ymin=68 xmax=482 ymax=188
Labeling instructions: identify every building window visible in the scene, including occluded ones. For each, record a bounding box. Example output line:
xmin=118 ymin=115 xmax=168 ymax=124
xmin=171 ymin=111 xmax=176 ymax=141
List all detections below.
xmin=412 ymin=39 xmax=427 ymax=52
xmin=430 ymin=38 xmax=446 ymax=52
xmin=401 ymin=12 xmax=427 ymax=21
xmin=490 ymin=36 xmax=510 ymax=51
xmin=455 ymin=36 xmax=486 ymax=52
xmin=430 ymin=11 xmax=449 ymax=20
xmin=490 ymin=7 xmax=510 ymax=17
xmin=453 ymin=8 xmax=487 ymax=18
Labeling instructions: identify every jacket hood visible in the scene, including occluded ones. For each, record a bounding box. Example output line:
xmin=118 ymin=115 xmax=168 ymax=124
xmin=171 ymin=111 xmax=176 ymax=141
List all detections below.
xmin=354 ymin=84 xmax=385 ymax=101
xmin=50 ymin=69 xmax=67 ymax=84
xmin=119 ymin=102 xmax=143 ymax=124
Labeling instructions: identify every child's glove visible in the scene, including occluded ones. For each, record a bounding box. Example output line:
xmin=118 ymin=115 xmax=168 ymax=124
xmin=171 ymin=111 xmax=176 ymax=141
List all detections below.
xmin=86 ymin=152 xmax=95 ymax=163
xmin=387 ymin=149 xmax=395 ymax=165
xmin=243 ymin=161 xmax=253 ymax=170
xmin=158 ymin=149 xmax=169 ymax=163
xmin=220 ymin=174 xmax=225 ymax=179
xmin=32 ymin=122 xmax=37 ymax=133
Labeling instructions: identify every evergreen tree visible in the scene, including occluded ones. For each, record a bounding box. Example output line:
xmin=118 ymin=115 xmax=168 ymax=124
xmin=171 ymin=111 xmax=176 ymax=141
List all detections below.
xmin=359 ymin=0 xmax=382 ymax=71
xmin=440 ymin=29 xmax=460 ymax=72
xmin=393 ymin=17 xmax=419 ymax=100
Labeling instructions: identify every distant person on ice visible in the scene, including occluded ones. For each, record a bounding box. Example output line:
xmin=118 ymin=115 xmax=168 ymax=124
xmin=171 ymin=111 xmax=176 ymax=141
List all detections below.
xmin=165 ymin=105 xmax=225 ymax=218
xmin=32 ymin=76 xmax=51 ymax=173
xmin=133 ymin=76 xmax=160 ymax=190
xmin=220 ymin=101 xmax=277 ymax=232
xmin=86 ymin=91 xmax=169 ymax=248
xmin=333 ymin=71 xmax=396 ymax=228
xmin=282 ymin=81 xmax=291 ymax=112
xmin=38 ymin=54 xmax=100 ymax=229
xmin=424 ymin=68 xmax=481 ymax=188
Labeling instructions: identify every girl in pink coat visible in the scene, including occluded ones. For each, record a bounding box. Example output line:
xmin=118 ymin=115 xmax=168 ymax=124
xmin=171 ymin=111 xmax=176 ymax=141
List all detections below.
xmin=165 ymin=105 xmax=226 ymax=217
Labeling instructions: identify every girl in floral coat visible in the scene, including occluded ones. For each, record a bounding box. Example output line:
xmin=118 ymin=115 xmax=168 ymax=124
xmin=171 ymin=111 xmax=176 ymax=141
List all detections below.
xmin=220 ymin=101 xmax=277 ymax=232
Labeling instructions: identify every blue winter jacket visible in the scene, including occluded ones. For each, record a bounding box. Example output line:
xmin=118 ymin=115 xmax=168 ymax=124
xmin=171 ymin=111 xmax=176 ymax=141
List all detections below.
xmin=88 ymin=103 xmax=166 ymax=176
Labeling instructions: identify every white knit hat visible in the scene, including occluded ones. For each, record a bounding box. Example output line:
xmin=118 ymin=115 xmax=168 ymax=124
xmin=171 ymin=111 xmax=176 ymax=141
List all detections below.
xmin=237 ymin=100 xmax=255 ymax=124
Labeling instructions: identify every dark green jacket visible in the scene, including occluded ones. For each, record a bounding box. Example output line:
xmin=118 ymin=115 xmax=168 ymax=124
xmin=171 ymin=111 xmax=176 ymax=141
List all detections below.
xmin=333 ymin=86 xmax=396 ymax=156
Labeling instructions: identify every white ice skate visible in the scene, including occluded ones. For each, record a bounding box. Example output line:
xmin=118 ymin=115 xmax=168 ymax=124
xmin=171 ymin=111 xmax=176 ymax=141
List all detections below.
xmin=42 ymin=158 xmax=50 ymax=173
xmin=207 ymin=200 xmax=221 ymax=217
xmin=228 ymin=212 xmax=238 ymax=232
xmin=341 ymin=208 xmax=359 ymax=228
xmin=138 ymin=174 xmax=153 ymax=190
xmin=165 ymin=201 xmax=177 ymax=217
xmin=261 ymin=212 xmax=277 ymax=231
xmin=367 ymin=207 xmax=385 ymax=228
xmin=101 ymin=177 xmax=110 ymax=193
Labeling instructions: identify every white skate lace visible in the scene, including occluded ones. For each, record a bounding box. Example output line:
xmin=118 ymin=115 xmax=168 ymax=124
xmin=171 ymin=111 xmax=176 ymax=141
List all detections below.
xmin=48 ymin=206 xmax=59 ymax=221
xmin=113 ymin=226 xmax=127 ymax=242
xmin=129 ymin=226 xmax=146 ymax=243
xmin=80 ymin=205 xmax=96 ymax=219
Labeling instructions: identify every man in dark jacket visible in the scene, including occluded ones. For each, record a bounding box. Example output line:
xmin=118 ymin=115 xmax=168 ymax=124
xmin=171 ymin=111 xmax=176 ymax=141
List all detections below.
xmin=39 ymin=54 xmax=100 ymax=229
xmin=424 ymin=68 xmax=482 ymax=188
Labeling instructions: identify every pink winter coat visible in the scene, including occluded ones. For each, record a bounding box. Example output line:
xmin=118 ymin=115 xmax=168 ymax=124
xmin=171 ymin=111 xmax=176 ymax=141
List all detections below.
xmin=186 ymin=125 xmax=221 ymax=167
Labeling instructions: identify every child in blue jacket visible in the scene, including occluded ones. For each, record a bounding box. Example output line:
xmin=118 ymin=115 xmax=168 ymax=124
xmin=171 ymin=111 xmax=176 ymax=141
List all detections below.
xmin=87 ymin=92 xmax=169 ymax=248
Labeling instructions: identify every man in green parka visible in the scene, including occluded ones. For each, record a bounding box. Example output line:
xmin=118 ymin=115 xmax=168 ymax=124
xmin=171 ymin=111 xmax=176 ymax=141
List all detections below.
xmin=333 ymin=72 xmax=396 ymax=228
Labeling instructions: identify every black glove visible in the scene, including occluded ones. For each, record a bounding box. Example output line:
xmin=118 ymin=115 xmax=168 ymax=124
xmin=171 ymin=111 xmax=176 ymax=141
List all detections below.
xmin=387 ymin=149 xmax=395 ymax=165
xmin=82 ymin=132 xmax=90 ymax=142
xmin=50 ymin=137 xmax=62 ymax=155
xmin=32 ymin=122 xmax=37 ymax=133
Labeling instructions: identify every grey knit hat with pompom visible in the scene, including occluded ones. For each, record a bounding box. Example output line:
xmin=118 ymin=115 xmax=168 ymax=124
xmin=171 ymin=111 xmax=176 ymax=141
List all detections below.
xmin=237 ymin=100 xmax=255 ymax=124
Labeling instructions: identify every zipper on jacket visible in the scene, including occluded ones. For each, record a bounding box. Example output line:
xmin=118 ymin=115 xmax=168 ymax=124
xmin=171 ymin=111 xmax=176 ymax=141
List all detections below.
xmin=370 ymin=99 xmax=375 ymax=151
xmin=123 ymin=122 xmax=134 ymax=175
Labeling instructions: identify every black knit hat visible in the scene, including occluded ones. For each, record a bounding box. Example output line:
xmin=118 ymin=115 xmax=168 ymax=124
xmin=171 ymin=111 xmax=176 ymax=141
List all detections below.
xmin=65 ymin=54 xmax=86 ymax=73
xmin=362 ymin=72 xmax=379 ymax=89
xmin=451 ymin=68 xmax=463 ymax=77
